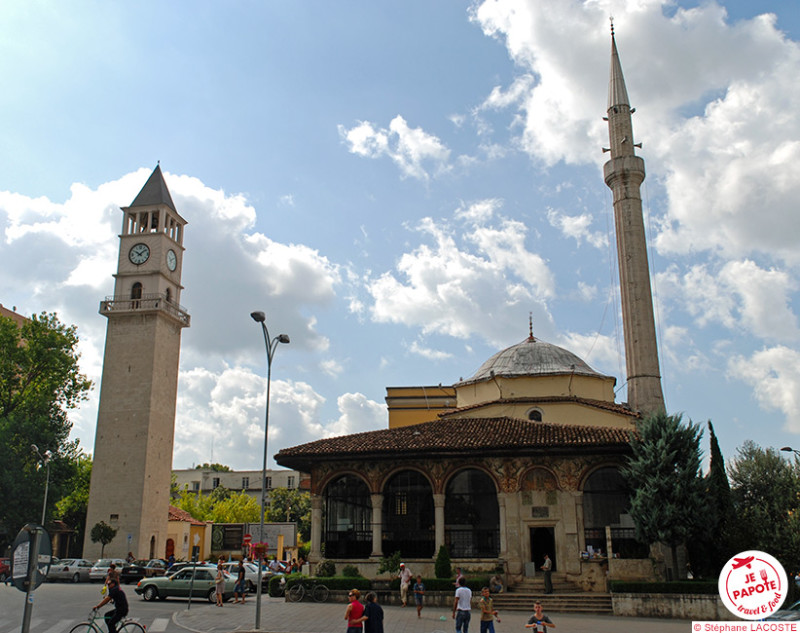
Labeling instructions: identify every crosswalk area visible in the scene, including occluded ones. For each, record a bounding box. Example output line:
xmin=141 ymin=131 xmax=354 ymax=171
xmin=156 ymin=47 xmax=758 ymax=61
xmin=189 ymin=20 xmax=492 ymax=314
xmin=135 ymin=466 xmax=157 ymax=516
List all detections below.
xmin=0 ymin=616 xmax=171 ymax=633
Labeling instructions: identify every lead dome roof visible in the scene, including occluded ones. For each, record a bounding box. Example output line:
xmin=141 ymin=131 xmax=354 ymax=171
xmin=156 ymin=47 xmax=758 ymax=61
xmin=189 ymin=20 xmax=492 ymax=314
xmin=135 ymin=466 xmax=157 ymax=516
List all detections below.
xmin=457 ymin=336 xmax=610 ymax=386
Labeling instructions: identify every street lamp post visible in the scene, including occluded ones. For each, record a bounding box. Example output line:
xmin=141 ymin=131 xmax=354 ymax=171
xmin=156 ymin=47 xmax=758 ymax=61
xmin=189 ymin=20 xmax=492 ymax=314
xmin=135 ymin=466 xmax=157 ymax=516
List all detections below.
xmin=250 ymin=311 xmax=289 ymax=631
xmin=31 ymin=445 xmax=52 ymax=525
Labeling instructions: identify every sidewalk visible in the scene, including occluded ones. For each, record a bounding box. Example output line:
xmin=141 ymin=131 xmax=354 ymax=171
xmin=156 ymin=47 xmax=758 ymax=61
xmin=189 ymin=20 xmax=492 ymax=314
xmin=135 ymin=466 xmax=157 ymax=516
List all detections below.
xmin=173 ymin=595 xmax=692 ymax=633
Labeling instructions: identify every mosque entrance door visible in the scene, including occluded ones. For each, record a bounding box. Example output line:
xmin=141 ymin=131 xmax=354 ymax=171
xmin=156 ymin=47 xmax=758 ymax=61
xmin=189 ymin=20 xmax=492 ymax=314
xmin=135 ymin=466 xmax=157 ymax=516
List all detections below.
xmin=530 ymin=526 xmax=556 ymax=572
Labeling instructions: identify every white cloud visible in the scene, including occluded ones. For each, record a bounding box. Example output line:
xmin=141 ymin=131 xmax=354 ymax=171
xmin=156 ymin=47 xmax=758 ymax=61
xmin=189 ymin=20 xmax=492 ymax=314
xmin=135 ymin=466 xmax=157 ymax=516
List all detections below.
xmin=339 ymin=115 xmax=451 ymax=181
xmin=546 ymin=208 xmax=608 ymax=248
xmin=728 ymin=346 xmax=800 ymax=433
xmin=320 ymin=358 xmax=344 ymax=378
xmin=408 ymin=340 xmax=454 ymax=361
xmin=367 ymin=207 xmax=555 ymax=348
xmin=325 ymin=392 xmax=386 ymax=437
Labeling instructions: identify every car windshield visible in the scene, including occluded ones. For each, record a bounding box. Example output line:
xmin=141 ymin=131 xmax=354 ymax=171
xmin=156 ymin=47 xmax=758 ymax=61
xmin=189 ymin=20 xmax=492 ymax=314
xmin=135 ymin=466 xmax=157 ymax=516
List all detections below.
xmin=60 ymin=559 xmax=76 ymax=565
xmin=95 ymin=559 xmax=114 ymax=567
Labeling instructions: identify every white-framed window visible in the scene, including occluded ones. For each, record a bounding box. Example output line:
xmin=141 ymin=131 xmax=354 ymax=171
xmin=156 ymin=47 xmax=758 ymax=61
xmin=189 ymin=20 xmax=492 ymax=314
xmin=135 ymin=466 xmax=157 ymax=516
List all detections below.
xmin=212 ymin=477 xmax=220 ymax=488
xmin=287 ymin=476 xmax=295 ymax=489
xmin=242 ymin=477 xmax=250 ymax=489
xmin=265 ymin=476 xmax=272 ymax=489
xmin=191 ymin=481 xmax=200 ymax=492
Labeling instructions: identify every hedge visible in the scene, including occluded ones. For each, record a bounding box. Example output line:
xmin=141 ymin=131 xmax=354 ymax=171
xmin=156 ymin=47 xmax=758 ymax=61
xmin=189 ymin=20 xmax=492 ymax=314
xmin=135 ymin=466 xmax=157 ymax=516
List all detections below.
xmin=268 ymin=574 xmax=491 ymax=597
xmin=609 ymin=580 xmax=718 ymax=594
xmin=388 ymin=577 xmax=490 ymax=591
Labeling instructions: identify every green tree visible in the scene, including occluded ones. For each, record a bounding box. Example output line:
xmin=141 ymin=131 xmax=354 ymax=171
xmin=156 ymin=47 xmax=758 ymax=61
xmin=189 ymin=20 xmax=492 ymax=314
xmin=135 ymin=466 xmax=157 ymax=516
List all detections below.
xmin=0 ymin=312 xmax=92 ymax=549
xmin=266 ymin=488 xmax=311 ymax=541
xmin=728 ymin=441 xmax=800 ymax=568
xmin=623 ymin=412 xmax=704 ymax=578
xmin=54 ymin=454 xmax=92 ymax=555
xmin=434 ymin=545 xmax=452 ymax=579
xmin=194 ymin=463 xmax=231 ymax=472
xmin=209 ymin=491 xmax=260 ymax=523
xmin=90 ymin=521 xmax=118 ymax=557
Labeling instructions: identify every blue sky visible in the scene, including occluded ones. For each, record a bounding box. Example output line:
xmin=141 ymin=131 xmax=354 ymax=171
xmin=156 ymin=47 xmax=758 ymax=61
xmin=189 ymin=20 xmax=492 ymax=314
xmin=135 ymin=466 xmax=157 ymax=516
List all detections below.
xmin=2 ymin=0 xmax=800 ymax=471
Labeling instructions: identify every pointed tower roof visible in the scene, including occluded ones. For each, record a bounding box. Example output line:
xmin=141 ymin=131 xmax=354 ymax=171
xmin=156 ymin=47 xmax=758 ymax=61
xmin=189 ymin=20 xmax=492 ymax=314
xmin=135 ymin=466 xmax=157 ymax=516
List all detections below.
xmin=129 ymin=164 xmax=177 ymax=212
xmin=607 ymin=24 xmax=630 ymax=110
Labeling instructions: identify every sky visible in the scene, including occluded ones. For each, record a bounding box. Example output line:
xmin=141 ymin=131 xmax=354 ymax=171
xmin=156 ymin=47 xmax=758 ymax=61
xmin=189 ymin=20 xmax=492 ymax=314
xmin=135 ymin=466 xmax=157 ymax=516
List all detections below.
xmin=2 ymin=0 xmax=800 ymax=472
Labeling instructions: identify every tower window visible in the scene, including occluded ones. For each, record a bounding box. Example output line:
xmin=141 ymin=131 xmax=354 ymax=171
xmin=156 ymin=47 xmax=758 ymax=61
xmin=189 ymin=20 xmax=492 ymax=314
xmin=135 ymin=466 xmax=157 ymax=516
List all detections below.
xmin=527 ymin=408 xmax=543 ymax=422
xmin=165 ymin=288 xmax=172 ymax=303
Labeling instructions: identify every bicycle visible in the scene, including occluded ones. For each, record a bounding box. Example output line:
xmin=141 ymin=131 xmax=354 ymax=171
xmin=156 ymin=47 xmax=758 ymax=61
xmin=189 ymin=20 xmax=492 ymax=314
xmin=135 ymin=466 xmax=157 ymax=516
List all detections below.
xmin=69 ymin=609 xmax=146 ymax=633
xmin=286 ymin=577 xmax=329 ymax=602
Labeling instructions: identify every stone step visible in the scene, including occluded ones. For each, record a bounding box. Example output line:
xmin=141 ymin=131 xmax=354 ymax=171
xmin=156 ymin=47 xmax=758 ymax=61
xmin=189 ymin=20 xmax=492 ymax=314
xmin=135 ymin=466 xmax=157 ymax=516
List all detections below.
xmin=492 ymin=592 xmax=613 ymax=614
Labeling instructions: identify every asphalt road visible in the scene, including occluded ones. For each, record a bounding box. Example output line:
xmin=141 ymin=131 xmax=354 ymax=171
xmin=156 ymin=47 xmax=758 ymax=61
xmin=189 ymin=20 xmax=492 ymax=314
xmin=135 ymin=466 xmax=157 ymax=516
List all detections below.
xmin=0 ymin=580 xmax=214 ymax=633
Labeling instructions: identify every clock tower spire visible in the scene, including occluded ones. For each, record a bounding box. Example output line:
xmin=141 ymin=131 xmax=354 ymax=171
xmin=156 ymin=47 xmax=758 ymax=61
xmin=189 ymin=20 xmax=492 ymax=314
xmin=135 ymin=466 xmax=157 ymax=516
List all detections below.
xmin=603 ymin=26 xmax=666 ymax=416
xmin=83 ymin=165 xmax=190 ymax=560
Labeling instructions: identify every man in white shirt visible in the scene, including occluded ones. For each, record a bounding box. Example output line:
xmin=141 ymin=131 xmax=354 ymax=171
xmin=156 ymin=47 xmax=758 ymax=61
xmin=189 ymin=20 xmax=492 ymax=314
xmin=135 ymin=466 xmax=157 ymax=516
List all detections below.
xmin=398 ymin=563 xmax=413 ymax=607
xmin=452 ymin=576 xmax=472 ymax=633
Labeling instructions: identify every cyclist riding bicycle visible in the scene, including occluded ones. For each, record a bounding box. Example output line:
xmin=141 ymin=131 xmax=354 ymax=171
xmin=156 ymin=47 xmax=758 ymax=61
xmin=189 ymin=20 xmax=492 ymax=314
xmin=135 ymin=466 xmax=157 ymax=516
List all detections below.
xmin=93 ymin=578 xmax=129 ymax=633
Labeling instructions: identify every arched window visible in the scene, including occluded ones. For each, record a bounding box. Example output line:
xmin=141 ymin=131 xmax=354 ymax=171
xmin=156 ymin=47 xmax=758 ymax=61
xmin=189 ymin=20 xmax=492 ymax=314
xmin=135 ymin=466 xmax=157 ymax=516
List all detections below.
xmin=582 ymin=467 xmax=646 ymax=558
xmin=131 ymin=282 xmax=143 ymax=309
xmin=382 ymin=470 xmax=434 ymax=558
xmin=445 ymin=469 xmax=499 ymax=558
xmin=527 ymin=408 xmax=543 ymax=422
xmin=323 ymin=474 xmax=371 ymax=558
xmin=165 ymin=288 xmax=172 ymax=303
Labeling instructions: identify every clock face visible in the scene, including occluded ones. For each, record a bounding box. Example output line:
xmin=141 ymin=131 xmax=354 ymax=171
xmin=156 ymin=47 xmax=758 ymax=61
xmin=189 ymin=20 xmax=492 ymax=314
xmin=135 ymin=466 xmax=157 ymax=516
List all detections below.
xmin=129 ymin=243 xmax=150 ymax=265
xmin=166 ymin=249 xmax=177 ymax=272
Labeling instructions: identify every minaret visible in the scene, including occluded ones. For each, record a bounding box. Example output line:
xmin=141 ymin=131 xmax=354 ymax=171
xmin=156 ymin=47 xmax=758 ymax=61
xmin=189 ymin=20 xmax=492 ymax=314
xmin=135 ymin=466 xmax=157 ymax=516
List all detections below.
xmin=83 ymin=165 xmax=190 ymax=560
xmin=603 ymin=26 xmax=665 ymax=416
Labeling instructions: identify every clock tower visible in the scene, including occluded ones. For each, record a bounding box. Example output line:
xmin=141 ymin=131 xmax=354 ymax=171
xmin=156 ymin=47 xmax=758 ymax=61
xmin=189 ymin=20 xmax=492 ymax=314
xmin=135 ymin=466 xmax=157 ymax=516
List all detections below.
xmin=83 ymin=165 xmax=190 ymax=560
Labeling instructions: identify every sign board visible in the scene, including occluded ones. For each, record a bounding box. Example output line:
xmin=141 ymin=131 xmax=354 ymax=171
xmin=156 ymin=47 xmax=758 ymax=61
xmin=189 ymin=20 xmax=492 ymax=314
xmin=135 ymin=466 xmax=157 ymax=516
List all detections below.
xmin=10 ymin=524 xmax=52 ymax=592
xmin=246 ymin=522 xmax=297 ymax=554
xmin=243 ymin=533 xmax=252 ymax=545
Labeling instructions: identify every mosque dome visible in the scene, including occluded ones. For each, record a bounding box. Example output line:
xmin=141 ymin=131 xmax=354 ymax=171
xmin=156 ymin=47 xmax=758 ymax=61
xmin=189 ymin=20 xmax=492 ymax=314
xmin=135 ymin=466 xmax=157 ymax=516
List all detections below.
xmin=457 ymin=335 xmax=609 ymax=386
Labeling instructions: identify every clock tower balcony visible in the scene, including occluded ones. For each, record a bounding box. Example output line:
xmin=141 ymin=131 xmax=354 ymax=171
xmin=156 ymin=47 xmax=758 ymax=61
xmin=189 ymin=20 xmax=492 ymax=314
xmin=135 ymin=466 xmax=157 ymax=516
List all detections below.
xmin=100 ymin=292 xmax=191 ymax=327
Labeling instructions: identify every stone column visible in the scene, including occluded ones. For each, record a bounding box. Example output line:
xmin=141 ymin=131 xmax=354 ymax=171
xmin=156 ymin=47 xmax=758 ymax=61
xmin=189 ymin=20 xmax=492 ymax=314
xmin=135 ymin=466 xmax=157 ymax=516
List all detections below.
xmin=309 ymin=493 xmax=323 ymax=562
xmin=371 ymin=493 xmax=384 ymax=557
xmin=498 ymin=492 xmax=508 ymax=559
xmin=434 ymin=493 xmax=446 ymax=552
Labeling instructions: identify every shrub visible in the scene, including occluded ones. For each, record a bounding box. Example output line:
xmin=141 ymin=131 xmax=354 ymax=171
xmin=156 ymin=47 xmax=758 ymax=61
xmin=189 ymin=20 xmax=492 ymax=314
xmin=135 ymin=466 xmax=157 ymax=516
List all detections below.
xmin=434 ymin=545 xmax=452 ymax=579
xmin=377 ymin=550 xmax=402 ymax=575
xmin=342 ymin=564 xmax=361 ymax=577
xmin=316 ymin=559 xmax=336 ymax=577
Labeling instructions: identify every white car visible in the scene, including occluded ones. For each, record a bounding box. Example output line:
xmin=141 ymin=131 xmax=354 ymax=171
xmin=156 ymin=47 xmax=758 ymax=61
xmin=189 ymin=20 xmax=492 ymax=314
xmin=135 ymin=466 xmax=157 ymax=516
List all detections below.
xmin=48 ymin=558 xmax=94 ymax=583
xmin=221 ymin=561 xmax=266 ymax=592
xmin=89 ymin=558 xmax=127 ymax=582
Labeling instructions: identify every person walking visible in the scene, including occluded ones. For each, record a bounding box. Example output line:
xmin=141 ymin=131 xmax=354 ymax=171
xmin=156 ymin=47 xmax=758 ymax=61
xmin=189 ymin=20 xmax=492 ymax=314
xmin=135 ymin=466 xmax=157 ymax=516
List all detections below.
xmin=345 ymin=588 xmax=365 ymax=633
xmin=525 ymin=601 xmax=555 ymax=631
xmin=233 ymin=559 xmax=247 ymax=603
xmin=479 ymin=587 xmax=500 ymax=633
xmin=452 ymin=576 xmax=472 ymax=633
xmin=413 ymin=574 xmax=425 ymax=618
xmin=541 ymin=554 xmax=553 ymax=594
xmin=214 ymin=560 xmax=225 ymax=607
xmin=360 ymin=592 xmax=384 ymax=633
xmin=398 ymin=563 xmax=412 ymax=607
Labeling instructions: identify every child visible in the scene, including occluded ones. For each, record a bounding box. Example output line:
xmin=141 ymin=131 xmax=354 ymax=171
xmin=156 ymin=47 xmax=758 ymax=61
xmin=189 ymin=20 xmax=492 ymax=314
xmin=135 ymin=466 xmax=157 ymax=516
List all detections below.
xmin=479 ymin=586 xmax=500 ymax=633
xmin=525 ymin=601 xmax=555 ymax=631
xmin=413 ymin=575 xmax=425 ymax=618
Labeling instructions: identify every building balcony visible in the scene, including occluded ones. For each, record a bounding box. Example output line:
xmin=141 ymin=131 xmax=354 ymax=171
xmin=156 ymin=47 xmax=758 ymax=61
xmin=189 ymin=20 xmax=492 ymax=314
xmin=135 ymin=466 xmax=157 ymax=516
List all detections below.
xmin=100 ymin=293 xmax=191 ymax=327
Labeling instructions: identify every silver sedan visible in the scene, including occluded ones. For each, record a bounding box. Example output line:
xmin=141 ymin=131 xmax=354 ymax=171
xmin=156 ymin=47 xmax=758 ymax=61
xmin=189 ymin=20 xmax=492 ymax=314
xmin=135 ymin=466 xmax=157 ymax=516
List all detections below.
xmin=47 ymin=558 xmax=94 ymax=583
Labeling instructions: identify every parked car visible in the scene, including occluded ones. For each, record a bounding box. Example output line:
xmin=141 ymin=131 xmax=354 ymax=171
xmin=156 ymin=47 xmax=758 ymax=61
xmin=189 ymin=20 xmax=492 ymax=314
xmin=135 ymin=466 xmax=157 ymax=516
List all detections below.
xmin=47 ymin=558 xmax=94 ymax=583
xmin=120 ymin=559 xmax=167 ymax=584
xmin=89 ymin=558 xmax=127 ymax=582
xmin=0 ymin=558 xmax=9 ymax=582
xmin=135 ymin=565 xmax=235 ymax=602
xmin=768 ymin=600 xmax=800 ymax=621
xmin=221 ymin=561 xmax=267 ymax=591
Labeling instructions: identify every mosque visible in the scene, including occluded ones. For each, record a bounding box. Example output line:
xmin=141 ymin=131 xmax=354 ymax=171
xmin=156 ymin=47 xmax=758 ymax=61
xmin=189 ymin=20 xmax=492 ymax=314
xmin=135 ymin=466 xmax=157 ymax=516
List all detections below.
xmin=275 ymin=29 xmax=668 ymax=590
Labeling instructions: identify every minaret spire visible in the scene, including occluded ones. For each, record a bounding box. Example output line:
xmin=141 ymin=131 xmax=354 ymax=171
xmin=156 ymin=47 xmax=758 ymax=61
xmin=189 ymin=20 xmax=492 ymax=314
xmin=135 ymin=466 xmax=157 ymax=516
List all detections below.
xmin=602 ymin=28 xmax=666 ymax=416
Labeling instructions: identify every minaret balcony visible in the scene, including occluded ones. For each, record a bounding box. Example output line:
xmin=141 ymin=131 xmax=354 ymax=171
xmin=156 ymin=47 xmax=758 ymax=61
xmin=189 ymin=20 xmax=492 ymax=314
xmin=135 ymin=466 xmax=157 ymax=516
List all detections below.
xmin=100 ymin=293 xmax=191 ymax=327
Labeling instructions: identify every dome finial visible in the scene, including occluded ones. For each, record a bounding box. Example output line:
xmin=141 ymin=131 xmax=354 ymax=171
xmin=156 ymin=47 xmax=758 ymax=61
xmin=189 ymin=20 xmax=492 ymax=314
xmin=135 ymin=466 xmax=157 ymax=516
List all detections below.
xmin=528 ymin=312 xmax=535 ymax=341
xmin=610 ymin=16 xmax=615 ymax=38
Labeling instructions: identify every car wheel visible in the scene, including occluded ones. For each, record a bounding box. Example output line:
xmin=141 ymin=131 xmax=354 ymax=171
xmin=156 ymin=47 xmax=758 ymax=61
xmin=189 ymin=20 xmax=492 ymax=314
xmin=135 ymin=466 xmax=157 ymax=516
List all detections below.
xmin=143 ymin=585 xmax=159 ymax=602
xmin=247 ymin=580 xmax=256 ymax=592
xmin=207 ymin=587 xmax=216 ymax=603
xmin=72 ymin=572 xmax=81 ymax=583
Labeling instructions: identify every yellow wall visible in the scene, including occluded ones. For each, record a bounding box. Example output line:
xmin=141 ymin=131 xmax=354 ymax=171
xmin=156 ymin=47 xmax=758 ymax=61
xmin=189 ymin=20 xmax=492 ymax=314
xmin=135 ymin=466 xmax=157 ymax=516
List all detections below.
xmin=455 ymin=374 xmax=616 ymax=407
xmin=386 ymin=386 xmax=456 ymax=428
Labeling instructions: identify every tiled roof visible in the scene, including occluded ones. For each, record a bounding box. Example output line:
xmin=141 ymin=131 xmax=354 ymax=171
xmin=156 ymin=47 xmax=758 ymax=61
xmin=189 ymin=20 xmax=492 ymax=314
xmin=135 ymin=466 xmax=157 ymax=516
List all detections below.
xmin=275 ymin=417 xmax=635 ymax=470
xmin=439 ymin=396 xmax=638 ymax=418
xmin=168 ymin=505 xmax=205 ymax=525
xmin=129 ymin=164 xmax=177 ymax=212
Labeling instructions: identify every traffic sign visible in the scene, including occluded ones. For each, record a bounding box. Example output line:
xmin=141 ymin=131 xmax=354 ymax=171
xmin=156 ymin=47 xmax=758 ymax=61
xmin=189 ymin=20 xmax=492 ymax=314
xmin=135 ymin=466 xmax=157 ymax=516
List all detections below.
xmin=10 ymin=524 xmax=51 ymax=593
xmin=243 ymin=533 xmax=252 ymax=545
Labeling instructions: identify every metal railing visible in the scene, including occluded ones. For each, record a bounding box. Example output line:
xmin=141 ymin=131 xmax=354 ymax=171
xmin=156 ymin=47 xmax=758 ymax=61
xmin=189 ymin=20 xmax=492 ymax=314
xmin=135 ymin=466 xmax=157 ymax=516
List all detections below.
xmin=445 ymin=528 xmax=500 ymax=558
xmin=100 ymin=293 xmax=190 ymax=326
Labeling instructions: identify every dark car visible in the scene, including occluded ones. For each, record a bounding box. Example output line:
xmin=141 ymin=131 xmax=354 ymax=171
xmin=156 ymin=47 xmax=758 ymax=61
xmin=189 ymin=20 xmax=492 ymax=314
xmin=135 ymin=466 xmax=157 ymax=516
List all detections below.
xmin=121 ymin=559 xmax=167 ymax=584
xmin=0 ymin=558 xmax=9 ymax=582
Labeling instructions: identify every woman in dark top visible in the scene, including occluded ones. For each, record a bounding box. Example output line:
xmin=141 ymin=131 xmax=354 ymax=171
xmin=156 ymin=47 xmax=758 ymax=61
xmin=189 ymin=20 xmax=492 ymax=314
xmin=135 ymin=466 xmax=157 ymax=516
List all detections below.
xmin=361 ymin=592 xmax=384 ymax=633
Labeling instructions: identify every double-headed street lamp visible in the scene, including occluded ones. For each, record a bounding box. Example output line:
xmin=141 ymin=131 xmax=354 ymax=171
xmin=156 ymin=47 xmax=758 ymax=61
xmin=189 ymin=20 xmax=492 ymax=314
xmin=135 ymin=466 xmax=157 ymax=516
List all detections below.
xmin=781 ymin=446 xmax=800 ymax=458
xmin=250 ymin=311 xmax=289 ymax=630
xmin=31 ymin=444 xmax=52 ymax=525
